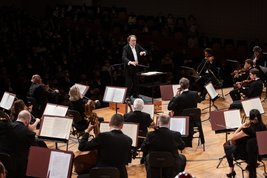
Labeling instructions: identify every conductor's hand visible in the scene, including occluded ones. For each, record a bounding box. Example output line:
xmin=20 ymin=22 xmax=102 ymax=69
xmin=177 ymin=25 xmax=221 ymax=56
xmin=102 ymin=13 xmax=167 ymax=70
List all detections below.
xmin=85 ymin=124 xmax=95 ymax=133
xmin=140 ymin=51 xmax=146 ymax=56
xmin=129 ymin=61 xmax=138 ymax=66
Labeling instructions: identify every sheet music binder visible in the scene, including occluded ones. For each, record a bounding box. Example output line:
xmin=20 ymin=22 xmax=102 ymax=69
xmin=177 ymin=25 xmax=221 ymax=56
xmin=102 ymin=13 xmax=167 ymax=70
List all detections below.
xmin=103 ymin=86 xmax=127 ymax=103
xmin=74 ymin=83 xmax=89 ymax=96
xmin=155 ymin=116 xmax=189 ymax=137
xmin=160 ymin=84 xmax=180 ymax=101
xmin=99 ymin=122 xmax=139 ymax=147
xmin=38 ymin=115 xmax=73 ymax=142
xmin=0 ymin=92 xmax=16 ymax=110
xmin=43 ymin=103 xmax=69 ymax=117
xmin=241 ymin=97 xmax=264 ymax=117
xmin=26 ymin=146 xmax=74 ymax=178
xmin=256 ymin=130 xmax=267 ymax=155
xmin=210 ymin=109 xmax=241 ymax=131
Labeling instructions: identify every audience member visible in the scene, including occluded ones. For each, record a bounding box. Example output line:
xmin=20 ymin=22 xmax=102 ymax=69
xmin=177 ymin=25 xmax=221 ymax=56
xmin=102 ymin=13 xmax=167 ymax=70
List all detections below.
xmin=78 ymin=114 xmax=132 ymax=178
xmin=223 ymin=109 xmax=266 ymax=178
xmin=141 ymin=114 xmax=186 ymax=178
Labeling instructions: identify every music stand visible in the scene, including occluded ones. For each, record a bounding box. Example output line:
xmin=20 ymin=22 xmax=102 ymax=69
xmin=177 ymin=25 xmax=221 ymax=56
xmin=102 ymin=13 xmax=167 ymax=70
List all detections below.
xmin=0 ymin=92 xmax=16 ymax=111
xmin=210 ymin=109 xmax=242 ymax=168
xmin=160 ymin=84 xmax=180 ymax=101
xmin=103 ymin=86 xmax=127 ymax=114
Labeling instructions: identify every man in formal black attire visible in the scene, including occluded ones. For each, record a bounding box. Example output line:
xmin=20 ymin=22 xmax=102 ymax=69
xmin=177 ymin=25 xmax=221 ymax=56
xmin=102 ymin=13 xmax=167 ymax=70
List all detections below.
xmin=122 ymin=35 xmax=147 ymax=98
xmin=229 ymin=68 xmax=263 ymax=109
xmin=78 ymin=114 xmax=132 ymax=178
xmin=141 ymin=114 xmax=186 ymax=178
xmin=168 ymin=77 xmax=200 ymax=116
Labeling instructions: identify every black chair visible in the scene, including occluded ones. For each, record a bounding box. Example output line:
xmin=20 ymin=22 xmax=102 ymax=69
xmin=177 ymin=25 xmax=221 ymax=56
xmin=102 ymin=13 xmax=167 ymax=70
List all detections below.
xmin=181 ymin=108 xmax=205 ymax=151
xmin=0 ymin=153 xmax=15 ymax=178
xmin=147 ymin=151 xmax=175 ymax=178
xmin=66 ymin=109 xmax=87 ymax=141
xmin=78 ymin=167 xmax=120 ymax=178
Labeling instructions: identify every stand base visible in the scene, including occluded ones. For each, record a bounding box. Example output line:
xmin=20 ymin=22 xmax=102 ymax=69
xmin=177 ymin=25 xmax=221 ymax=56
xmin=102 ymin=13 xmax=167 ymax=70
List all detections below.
xmin=216 ymin=155 xmax=226 ymax=168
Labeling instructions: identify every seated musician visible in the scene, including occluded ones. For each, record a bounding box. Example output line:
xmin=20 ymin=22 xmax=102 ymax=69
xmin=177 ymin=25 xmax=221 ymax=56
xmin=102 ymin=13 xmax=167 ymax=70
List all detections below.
xmin=68 ymin=85 xmax=89 ymax=132
xmin=196 ymin=48 xmax=221 ymax=100
xmin=124 ymin=98 xmax=154 ymax=163
xmin=223 ymin=109 xmax=266 ymax=178
xmin=229 ymin=68 xmax=263 ymax=109
xmin=252 ymin=46 xmax=264 ymax=67
xmin=168 ymin=77 xmax=200 ymax=116
xmin=141 ymin=114 xmax=186 ymax=178
xmin=78 ymin=114 xmax=132 ymax=178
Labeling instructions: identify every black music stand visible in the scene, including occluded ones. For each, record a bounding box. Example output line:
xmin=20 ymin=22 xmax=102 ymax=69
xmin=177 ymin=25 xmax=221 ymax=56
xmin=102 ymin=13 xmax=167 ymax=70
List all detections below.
xmin=103 ymin=86 xmax=127 ymax=114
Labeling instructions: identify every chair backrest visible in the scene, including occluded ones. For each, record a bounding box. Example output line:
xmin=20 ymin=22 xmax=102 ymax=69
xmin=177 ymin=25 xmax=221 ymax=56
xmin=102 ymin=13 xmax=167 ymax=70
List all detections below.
xmin=66 ymin=109 xmax=83 ymax=123
xmin=0 ymin=152 xmax=15 ymax=177
xmin=256 ymin=130 xmax=267 ymax=156
xmin=0 ymin=111 xmax=10 ymax=121
xmin=89 ymin=167 xmax=120 ymax=178
xmin=148 ymin=151 xmax=175 ymax=168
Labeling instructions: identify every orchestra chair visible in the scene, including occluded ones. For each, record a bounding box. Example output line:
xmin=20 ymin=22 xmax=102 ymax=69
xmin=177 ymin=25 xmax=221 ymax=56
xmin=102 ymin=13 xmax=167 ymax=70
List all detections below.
xmin=78 ymin=167 xmax=120 ymax=178
xmin=233 ymin=137 xmax=267 ymax=178
xmin=181 ymin=108 xmax=205 ymax=151
xmin=0 ymin=152 xmax=15 ymax=178
xmin=66 ymin=109 xmax=86 ymax=142
xmin=256 ymin=131 xmax=267 ymax=178
xmin=0 ymin=110 xmax=10 ymax=121
xmin=147 ymin=151 xmax=175 ymax=178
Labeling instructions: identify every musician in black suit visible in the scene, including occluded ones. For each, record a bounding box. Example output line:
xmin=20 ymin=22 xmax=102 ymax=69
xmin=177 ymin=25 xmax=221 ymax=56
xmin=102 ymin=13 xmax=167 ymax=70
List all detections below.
xmin=79 ymin=114 xmax=132 ymax=178
xmin=168 ymin=77 xmax=200 ymax=116
xmin=141 ymin=114 xmax=186 ymax=178
xmin=196 ymin=48 xmax=220 ymax=100
xmin=229 ymin=68 xmax=263 ymax=109
xmin=122 ymin=35 xmax=147 ymax=98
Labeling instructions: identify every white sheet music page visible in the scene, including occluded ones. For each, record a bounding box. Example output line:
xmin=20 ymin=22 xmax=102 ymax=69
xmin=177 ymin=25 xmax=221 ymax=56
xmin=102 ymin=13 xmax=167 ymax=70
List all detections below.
xmin=40 ymin=116 xmax=72 ymax=140
xmin=47 ymin=151 xmax=71 ymax=178
xmin=169 ymin=117 xmax=186 ymax=135
xmin=205 ymin=82 xmax=218 ymax=100
xmin=43 ymin=104 xmax=68 ymax=117
xmin=172 ymin=84 xmax=181 ymax=97
xmin=99 ymin=122 xmax=111 ymax=133
xmin=241 ymin=97 xmax=264 ymax=117
xmin=141 ymin=71 xmax=163 ymax=76
xmin=224 ymin=110 xmax=242 ymax=129
xmin=121 ymin=123 xmax=138 ymax=147
xmin=127 ymin=104 xmax=154 ymax=118
xmin=75 ymin=83 xmax=89 ymax=96
xmin=103 ymin=87 xmax=115 ymax=102
xmin=0 ymin=92 xmax=16 ymax=110
xmin=113 ymin=88 xmax=125 ymax=103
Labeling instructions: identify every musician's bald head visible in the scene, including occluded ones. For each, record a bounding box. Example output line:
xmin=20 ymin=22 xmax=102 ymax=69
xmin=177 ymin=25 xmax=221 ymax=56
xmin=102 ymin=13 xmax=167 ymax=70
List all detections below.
xmin=31 ymin=74 xmax=42 ymax=84
xmin=158 ymin=114 xmax=170 ymax=127
xmin=17 ymin=110 xmax=32 ymax=126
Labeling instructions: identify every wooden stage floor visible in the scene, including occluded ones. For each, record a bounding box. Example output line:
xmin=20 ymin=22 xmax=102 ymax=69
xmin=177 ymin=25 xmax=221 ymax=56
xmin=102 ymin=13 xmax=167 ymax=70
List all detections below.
xmin=46 ymin=88 xmax=267 ymax=178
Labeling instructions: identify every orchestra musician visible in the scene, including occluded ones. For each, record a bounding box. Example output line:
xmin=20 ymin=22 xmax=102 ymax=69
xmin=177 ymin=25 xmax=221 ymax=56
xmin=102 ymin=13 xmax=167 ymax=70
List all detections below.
xmin=252 ymin=46 xmax=264 ymax=67
xmin=122 ymin=35 xmax=147 ymax=98
xmin=229 ymin=68 xmax=263 ymax=109
xmin=223 ymin=109 xmax=266 ymax=178
xmin=78 ymin=114 xmax=132 ymax=178
xmin=28 ymin=74 xmax=59 ymax=118
xmin=168 ymin=77 xmax=200 ymax=116
xmin=196 ymin=48 xmax=221 ymax=100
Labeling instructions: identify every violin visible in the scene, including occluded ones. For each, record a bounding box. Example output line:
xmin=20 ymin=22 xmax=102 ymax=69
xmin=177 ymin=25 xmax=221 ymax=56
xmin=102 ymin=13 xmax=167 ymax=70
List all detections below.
xmin=231 ymin=68 xmax=247 ymax=77
xmin=234 ymin=79 xmax=253 ymax=88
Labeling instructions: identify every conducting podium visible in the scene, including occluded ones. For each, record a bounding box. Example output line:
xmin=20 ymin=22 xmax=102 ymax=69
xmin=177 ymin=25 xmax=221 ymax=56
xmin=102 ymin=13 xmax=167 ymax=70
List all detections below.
xmin=26 ymin=146 xmax=74 ymax=178
xmin=103 ymin=86 xmax=127 ymax=114
xmin=38 ymin=115 xmax=73 ymax=150
xmin=160 ymin=84 xmax=180 ymax=101
xmin=100 ymin=122 xmax=139 ymax=147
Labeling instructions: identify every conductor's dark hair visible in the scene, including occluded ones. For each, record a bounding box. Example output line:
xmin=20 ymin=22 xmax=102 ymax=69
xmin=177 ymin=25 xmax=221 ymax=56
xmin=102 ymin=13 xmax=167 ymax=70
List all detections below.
xmin=110 ymin=114 xmax=124 ymax=127
xmin=253 ymin=46 xmax=262 ymax=53
xmin=204 ymin=48 xmax=213 ymax=55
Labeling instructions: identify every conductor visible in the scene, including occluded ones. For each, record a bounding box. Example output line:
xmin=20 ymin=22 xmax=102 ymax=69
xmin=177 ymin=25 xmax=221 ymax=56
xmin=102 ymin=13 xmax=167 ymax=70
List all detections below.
xmin=122 ymin=35 xmax=147 ymax=98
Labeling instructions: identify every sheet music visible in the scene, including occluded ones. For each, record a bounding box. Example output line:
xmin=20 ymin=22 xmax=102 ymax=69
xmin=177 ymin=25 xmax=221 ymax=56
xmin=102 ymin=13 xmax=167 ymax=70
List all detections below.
xmin=100 ymin=122 xmax=138 ymax=147
xmin=241 ymin=97 xmax=264 ymax=117
xmin=40 ymin=116 xmax=72 ymax=140
xmin=43 ymin=103 xmax=68 ymax=117
xmin=205 ymin=82 xmax=218 ymax=99
xmin=103 ymin=87 xmax=126 ymax=103
xmin=224 ymin=110 xmax=242 ymax=129
xmin=0 ymin=92 xmax=16 ymax=110
xmin=141 ymin=71 xmax=163 ymax=76
xmin=172 ymin=84 xmax=181 ymax=96
xmin=74 ymin=83 xmax=89 ymax=96
xmin=169 ymin=117 xmax=186 ymax=135
xmin=47 ymin=151 xmax=71 ymax=178
xmin=127 ymin=104 xmax=154 ymax=118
